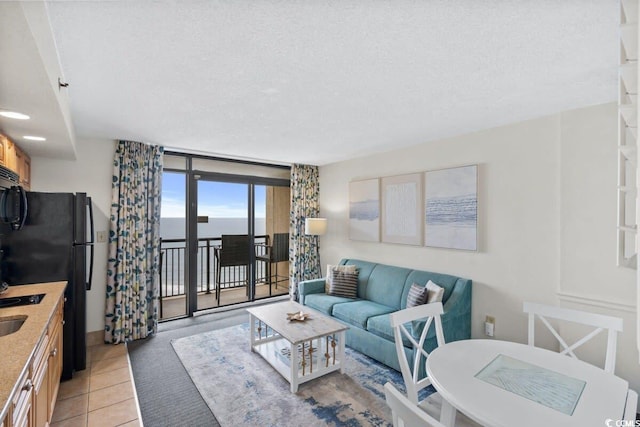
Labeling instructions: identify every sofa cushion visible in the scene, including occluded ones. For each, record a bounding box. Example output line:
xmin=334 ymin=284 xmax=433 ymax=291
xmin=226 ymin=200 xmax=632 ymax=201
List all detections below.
xmin=332 ymin=300 xmax=396 ymax=329
xmin=364 ymin=264 xmax=411 ymax=309
xmin=329 ymin=269 xmax=359 ymax=298
xmin=305 ymin=293 xmax=355 ymax=315
xmin=366 ymin=313 xmax=412 ymax=348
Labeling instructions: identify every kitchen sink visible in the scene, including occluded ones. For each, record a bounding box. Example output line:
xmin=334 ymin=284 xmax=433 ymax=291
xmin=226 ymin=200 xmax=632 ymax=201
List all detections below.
xmin=0 ymin=315 xmax=27 ymax=337
xmin=0 ymin=293 xmax=45 ymax=308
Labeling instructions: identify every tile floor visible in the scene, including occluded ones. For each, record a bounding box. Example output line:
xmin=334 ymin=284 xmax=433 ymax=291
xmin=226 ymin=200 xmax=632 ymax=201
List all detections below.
xmin=50 ymin=343 xmax=142 ymax=427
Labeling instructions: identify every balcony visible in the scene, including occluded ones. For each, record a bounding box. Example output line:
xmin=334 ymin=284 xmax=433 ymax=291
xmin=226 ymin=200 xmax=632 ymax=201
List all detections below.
xmin=159 ymin=235 xmax=289 ymax=319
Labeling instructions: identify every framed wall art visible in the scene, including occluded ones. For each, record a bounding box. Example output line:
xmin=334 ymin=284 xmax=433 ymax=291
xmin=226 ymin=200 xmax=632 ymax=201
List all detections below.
xmin=349 ymin=178 xmax=380 ymax=242
xmin=424 ymin=164 xmax=477 ymax=251
xmin=381 ymin=173 xmax=423 ymax=245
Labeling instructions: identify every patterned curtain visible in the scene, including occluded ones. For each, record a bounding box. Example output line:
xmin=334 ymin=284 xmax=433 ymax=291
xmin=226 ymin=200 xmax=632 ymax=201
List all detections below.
xmin=105 ymin=140 xmax=164 ymax=343
xmin=289 ymin=164 xmax=320 ymax=301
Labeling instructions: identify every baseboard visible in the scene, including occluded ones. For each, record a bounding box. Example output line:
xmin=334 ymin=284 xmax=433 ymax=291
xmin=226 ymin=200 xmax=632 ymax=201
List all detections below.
xmin=86 ymin=330 xmax=103 ymax=347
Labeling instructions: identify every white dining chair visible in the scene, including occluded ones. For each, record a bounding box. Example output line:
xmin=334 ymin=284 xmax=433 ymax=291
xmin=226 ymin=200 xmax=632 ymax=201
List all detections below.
xmin=384 ymin=382 xmax=446 ymax=427
xmin=523 ymin=301 xmax=623 ymax=373
xmin=389 ymin=302 xmax=445 ymax=405
xmin=624 ymin=389 xmax=638 ymax=422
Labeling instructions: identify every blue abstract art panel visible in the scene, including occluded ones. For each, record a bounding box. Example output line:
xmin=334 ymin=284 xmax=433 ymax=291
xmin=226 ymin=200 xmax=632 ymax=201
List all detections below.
xmin=349 ymin=178 xmax=380 ymax=242
xmin=425 ymin=165 xmax=478 ymax=250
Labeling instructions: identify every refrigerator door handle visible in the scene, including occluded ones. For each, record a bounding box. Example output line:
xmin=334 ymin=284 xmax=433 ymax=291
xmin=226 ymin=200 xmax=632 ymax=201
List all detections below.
xmin=87 ymin=243 xmax=94 ymax=291
xmin=0 ymin=186 xmax=28 ymax=231
xmin=86 ymin=196 xmax=94 ymax=290
xmin=87 ymin=197 xmax=95 ymax=244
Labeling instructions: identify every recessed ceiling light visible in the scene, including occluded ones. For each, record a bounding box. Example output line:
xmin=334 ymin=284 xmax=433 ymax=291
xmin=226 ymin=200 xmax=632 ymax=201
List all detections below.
xmin=23 ymin=136 xmax=46 ymax=141
xmin=0 ymin=111 xmax=30 ymax=120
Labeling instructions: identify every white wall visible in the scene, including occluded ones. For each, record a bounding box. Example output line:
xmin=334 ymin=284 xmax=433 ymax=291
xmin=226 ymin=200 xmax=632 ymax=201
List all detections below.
xmin=558 ymin=103 xmax=638 ymax=392
xmin=27 ymin=103 xmax=639 ymax=395
xmin=31 ymin=138 xmax=115 ymax=334
xmin=318 ymin=102 xmax=639 ymax=393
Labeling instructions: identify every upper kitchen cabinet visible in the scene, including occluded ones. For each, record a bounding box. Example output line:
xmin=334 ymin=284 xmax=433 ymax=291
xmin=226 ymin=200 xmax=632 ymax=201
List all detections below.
xmin=4 ymin=139 xmax=16 ymax=172
xmin=0 ymin=135 xmax=31 ymax=190
xmin=15 ymin=146 xmax=31 ymax=190
xmin=0 ymin=136 xmax=6 ymax=167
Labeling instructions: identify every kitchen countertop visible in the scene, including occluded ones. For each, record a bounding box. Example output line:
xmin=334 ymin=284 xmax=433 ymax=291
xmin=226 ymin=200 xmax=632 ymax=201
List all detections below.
xmin=0 ymin=282 xmax=67 ymax=423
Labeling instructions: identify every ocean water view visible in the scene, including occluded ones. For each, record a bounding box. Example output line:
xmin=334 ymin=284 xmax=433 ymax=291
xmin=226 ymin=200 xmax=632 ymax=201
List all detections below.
xmin=160 ymin=217 xmax=267 ymax=240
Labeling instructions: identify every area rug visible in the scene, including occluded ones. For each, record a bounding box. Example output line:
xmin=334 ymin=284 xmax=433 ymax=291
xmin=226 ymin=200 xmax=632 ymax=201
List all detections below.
xmin=171 ymin=323 xmax=432 ymax=427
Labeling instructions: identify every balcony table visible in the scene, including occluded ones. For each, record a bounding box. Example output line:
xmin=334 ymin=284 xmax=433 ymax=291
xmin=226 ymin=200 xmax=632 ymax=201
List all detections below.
xmin=426 ymin=339 xmax=630 ymax=427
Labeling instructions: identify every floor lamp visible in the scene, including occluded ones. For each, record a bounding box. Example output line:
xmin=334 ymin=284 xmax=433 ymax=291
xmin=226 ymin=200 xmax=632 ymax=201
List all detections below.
xmin=305 ymin=218 xmax=327 ymax=278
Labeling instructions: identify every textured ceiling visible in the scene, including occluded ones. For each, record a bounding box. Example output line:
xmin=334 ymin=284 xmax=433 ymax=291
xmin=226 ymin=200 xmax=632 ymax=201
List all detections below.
xmin=44 ymin=0 xmax=618 ymax=165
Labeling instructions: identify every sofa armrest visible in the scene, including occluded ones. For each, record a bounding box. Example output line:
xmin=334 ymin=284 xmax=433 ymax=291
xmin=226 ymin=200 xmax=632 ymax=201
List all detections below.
xmin=440 ymin=278 xmax=472 ymax=342
xmin=411 ymin=278 xmax=472 ymax=342
xmin=298 ymin=278 xmax=326 ymax=305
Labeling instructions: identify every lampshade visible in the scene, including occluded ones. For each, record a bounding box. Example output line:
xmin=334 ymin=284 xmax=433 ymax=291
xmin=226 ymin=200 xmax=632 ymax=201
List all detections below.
xmin=305 ymin=218 xmax=327 ymax=236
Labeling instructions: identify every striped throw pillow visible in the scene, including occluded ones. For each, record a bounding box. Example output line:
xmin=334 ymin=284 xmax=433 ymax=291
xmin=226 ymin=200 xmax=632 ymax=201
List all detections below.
xmin=329 ymin=269 xmax=359 ymax=299
xmin=406 ymin=283 xmax=428 ymax=308
xmin=325 ymin=264 xmax=358 ymax=293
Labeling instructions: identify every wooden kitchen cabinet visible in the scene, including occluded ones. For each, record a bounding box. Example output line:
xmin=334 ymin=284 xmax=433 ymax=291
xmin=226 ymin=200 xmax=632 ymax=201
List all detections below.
xmin=31 ymin=296 xmax=62 ymax=427
xmin=0 ymin=134 xmax=31 ymax=189
xmin=0 ymin=136 xmax=7 ymax=166
xmin=4 ymin=296 xmax=63 ymax=427
xmin=4 ymin=140 xmax=16 ymax=172
xmin=14 ymin=147 xmax=30 ymax=191
xmin=11 ymin=371 xmax=32 ymax=427
xmin=31 ymin=334 xmax=49 ymax=427
xmin=46 ymin=300 xmax=63 ymax=422
xmin=31 ymin=297 xmax=63 ymax=427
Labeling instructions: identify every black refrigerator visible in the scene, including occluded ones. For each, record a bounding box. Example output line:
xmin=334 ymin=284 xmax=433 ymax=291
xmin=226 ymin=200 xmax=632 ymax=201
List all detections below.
xmin=1 ymin=192 xmax=94 ymax=381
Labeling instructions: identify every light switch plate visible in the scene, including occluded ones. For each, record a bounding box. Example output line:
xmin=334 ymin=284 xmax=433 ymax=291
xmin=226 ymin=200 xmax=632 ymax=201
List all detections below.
xmin=484 ymin=315 xmax=495 ymax=337
xmin=96 ymin=231 xmax=108 ymax=243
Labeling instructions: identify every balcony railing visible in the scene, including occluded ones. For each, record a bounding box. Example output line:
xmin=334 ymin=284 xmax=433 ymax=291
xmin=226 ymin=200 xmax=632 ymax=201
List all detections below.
xmin=159 ymin=235 xmax=270 ymax=300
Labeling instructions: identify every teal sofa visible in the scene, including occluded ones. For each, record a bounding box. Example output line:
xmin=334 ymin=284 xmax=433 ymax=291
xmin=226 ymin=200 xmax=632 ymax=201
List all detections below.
xmin=298 ymin=258 xmax=472 ymax=372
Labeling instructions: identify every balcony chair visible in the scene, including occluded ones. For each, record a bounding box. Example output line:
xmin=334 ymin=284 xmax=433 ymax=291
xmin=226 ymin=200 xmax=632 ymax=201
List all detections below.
xmin=389 ymin=302 xmax=455 ymax=424
xmin=384 ymin=382 xmax=445 ymax=427
xmin=214 ymin=234 xmax=250 ymax=304
xmin=255 ymin=232 xmax=289 ymax=296
xmin=523 ymin=301 xmax=623 ymax=373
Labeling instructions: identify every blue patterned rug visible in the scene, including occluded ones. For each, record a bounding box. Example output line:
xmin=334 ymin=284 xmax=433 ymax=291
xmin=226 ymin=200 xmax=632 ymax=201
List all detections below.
xmin=171 ymin=323 xmax=432 ymax=427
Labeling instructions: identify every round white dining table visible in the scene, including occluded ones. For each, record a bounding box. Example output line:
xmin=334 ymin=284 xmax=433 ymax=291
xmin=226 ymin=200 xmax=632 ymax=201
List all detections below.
xmin=426 ymin=339 xmax=630 ymax=427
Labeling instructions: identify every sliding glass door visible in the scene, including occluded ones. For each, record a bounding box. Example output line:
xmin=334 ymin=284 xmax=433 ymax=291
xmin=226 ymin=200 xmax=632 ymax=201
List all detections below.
xmin=159 ymin=158 xmax=290 ymax=320
xmin=159 ymin=171 xmax=188 ymax=319
xmin=195 ymin=179 xmax=250 ymax=311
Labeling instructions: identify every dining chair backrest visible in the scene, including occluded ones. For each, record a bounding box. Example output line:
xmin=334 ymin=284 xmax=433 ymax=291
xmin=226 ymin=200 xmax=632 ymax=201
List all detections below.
xmin=384 ymin=382 xmax=445 ymax=427
xmin=523 ymin=301 xmax=623 ymax=373
xmin=389 ymin=302 xmax=445 ymax=405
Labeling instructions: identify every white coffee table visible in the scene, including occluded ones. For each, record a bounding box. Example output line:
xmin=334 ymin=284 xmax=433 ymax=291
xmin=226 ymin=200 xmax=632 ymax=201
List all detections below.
xmin=247 ymin=301 xmax=348 ymax=392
